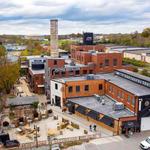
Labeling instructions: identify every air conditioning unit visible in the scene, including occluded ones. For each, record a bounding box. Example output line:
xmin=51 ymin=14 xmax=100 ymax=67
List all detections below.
xmin=101 ymin=99 xmax=105 ymax=105
xmin=113 ymin=102 xmax=124 ymax=111
xmin=86 ymin=74 xmax=95 ymax=80
xmin=94 ymin=94 xmax=100 ymax=101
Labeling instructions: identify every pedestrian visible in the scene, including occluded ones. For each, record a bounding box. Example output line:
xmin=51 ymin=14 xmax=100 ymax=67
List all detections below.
xmin=89 ymin=124 xmax=92 ymax=131
xmin=93 ymin=124 xmax=97 ymax=131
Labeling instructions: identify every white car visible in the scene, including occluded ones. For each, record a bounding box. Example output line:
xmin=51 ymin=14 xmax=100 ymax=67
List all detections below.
xmin=140 ymin=137 xmax=150 ymax=150
xmin=51 ymin=144 xmax=60 ymax=150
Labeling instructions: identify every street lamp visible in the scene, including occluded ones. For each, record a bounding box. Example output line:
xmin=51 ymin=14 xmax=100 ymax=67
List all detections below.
xmin=34 ymin=124 xmax=40 ymax=148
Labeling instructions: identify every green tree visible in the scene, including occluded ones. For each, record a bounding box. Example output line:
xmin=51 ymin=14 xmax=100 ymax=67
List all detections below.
xmin=59 ymin=40 xmax=74 ymax=52
xmin=141 ymin=28 xmax=150 ymax=38
xmin=141 ymin=69 xmax=150 ymax=77
xmin=0 ymin=63 xmax=20 ymax=94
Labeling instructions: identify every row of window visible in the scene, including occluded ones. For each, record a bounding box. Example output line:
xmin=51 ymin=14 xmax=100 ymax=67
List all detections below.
xmin=68 ymin=84 xmax=103 ymax=93
xmin=102 ymin=59 xmax=118 ymax=67
xmin=109 ymin=85 xmax=135 ymax=106
xmin=52 ymin=69 xmax=93 ymax=76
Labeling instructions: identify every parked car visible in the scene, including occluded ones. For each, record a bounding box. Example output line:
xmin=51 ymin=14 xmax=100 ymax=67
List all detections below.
xmin=4 ymin=140 xmax=20 ymax=148
xmin=51 ymin=144 xmax=60 ymax=150
xmin=140 ymin=137 xmax=150 ymax=150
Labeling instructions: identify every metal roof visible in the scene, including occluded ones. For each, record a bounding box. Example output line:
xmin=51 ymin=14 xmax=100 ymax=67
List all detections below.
xmin=67 ymin=95 xmax=135 ymax=120
xmin=52 ymin=72 xmax=150 ymax=96
xmin=7 ymin=96 xmax=38 ymax=106
xmin=116 ymin=69 xmax=150 ymax=82
xmin=29 ymin=67 xmax=45 ymax=75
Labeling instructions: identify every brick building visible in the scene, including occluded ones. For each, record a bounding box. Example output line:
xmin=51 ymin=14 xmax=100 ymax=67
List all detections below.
xmin=50 ymin=69 xmax=150 ymax=134
xmin=27 ymin=56 xmax=46 ymax=94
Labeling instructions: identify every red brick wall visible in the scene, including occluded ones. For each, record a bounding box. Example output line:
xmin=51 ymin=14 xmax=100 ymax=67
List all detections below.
xmin=71 ymin=44 xmax=106 ymax=52
xmin=47 ymin=59 xmax=65 ymax=68
xmin=105 ymin=82 xmax=138 ymax=113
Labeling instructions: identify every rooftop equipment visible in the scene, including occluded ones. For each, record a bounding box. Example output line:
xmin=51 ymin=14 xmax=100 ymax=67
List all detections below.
xmin=86 ymin=74 xmax=95 ymax=80
xmin=113 ymin=102 xmax=124 ymax=111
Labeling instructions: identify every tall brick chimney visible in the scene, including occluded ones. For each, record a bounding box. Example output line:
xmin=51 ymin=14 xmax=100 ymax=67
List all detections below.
xmin=50 ymin=19 xmax=59 ymax=58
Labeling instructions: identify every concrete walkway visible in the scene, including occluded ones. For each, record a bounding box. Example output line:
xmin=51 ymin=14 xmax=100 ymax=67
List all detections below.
xmin=48 ymin=105 xmax=113 ymax=137
xmin=19 ymin=78 xmax=33 ymax=96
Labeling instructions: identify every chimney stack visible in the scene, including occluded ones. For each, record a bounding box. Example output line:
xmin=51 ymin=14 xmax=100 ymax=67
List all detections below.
xmin=50 ymin=19 xmax=58 ymax=57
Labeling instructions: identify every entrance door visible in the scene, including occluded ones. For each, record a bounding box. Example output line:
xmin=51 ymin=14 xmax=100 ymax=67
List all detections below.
xmin=141 ymin=117 xmax=150 ymax=131
xmin=68 ymin=105 xmax=75 ymax=114
xmin=55 ymin=96 xmax=61 ymax=107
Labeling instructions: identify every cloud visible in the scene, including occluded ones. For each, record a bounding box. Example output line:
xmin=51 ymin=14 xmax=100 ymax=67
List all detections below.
xmin=0 ymin=0 xmax=149 ymax=35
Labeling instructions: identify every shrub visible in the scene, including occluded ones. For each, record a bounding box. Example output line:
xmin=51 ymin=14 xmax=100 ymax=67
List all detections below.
xmin=71 ymin=122 xmax=80 ymax=129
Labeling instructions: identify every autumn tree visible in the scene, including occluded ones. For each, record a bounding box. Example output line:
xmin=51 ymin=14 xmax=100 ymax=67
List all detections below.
xmin=0 ymin=46 xmax=20 ymax=94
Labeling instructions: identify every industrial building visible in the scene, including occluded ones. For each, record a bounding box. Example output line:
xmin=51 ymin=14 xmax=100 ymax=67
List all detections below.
xmin=50 ymin=69 xmax=150 ymax=134
xmin=124 ymin=49 xmax=150 ymax=63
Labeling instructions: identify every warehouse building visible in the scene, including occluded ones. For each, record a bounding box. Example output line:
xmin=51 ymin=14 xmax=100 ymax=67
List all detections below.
xmin=50 ymin=69 xmax=150 ymax=134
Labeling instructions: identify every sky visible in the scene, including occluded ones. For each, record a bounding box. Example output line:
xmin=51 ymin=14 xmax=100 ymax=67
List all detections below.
xmin=0 ymin=0 xmax=150 ymax=35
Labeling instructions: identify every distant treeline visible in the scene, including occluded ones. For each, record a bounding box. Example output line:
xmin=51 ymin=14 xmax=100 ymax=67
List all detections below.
xmin=101 ymin=28 xmax=150 ymax=47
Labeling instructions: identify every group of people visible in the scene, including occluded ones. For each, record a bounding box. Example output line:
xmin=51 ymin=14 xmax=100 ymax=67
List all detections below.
xmin=89 ymin=124 xmax=97 ymax=132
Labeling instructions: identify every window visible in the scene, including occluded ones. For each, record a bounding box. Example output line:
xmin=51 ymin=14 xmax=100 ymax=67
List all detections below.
xmin=99 ymin=63 xmax=103 ymax=68
xmin=61 ymin=71 xmax=66 ymax=76
xmin=55 ymin=83 xmax=58 ymax=90
xmin=83 ymin=70 xmax=87 ymax=74
xmin=105 ymin=59 xmax=109 ymax=66
xmin=127 ymin=96 xmax=131 ymax=103
xmin=120 ymin=92 xmax=124 ymax=99
xmin=54 ymin=60 xmax=57 ymax=65
xmin=109 ymin=85 xmax=112 ymax=92
xmin=113 ymin=59 xmax=117 ymax=66
xmin=99 ymin=84 xmax=103 ymax=90
xmin=131 ymin=98 xmax=135 ymax=106
xmin=84 ymin=85 xmax=89 ymax=91
xmin=68 ymin=86 xmax=73 ymax=93
xmin=118 ymin=91 xmax=121 ymax=98
xmin=76 ymin=86 xmax=80 ymax=92
xmin=75 ymin=70 xmax=80 ymax=75
xmin=89 ymin=70 xmax=93 ymax=74
xmin=69 ymin=70 xmax=74 ymax=75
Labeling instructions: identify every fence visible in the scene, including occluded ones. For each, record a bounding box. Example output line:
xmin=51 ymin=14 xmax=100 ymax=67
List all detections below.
xmin=15 ymin=132 xmax=101 ymax=149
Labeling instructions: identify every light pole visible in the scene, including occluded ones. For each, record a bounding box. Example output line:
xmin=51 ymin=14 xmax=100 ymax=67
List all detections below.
xmin=34 ymin=124 xmax=40 ymax=148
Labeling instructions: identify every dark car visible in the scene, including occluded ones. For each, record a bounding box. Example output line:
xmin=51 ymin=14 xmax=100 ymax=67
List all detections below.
xmin=4 ymin=140 xmax=20 ymax=148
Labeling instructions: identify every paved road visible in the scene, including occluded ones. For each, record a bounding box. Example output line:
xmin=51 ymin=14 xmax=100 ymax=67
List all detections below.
xmin=67 ymin=131 xmax=150 ymax=150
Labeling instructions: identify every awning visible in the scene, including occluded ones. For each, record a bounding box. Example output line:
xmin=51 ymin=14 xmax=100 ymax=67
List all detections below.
xmin=37 ymin=85 xmax=44 ymax=87
xmin=123 ymin=121 xmax=139 ymax=129
xmin=75 ymin=106 xmax=86 ymax=115
xmin=87 ymin=110 xmax=99 ymax=120
xmin=99 ymin=116 xmax=114 ymax=127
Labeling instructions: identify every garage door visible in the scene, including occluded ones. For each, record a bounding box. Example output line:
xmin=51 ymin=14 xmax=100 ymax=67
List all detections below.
xmin=141 ymin=117 xmax=150 ymax=131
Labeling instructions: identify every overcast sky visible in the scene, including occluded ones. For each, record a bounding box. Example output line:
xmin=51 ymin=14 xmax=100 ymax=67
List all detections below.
xmin=0 ymin=0 xmax=150 ymax=35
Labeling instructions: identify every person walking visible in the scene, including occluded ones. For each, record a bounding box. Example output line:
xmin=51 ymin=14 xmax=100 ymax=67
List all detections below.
xmin=93 ymin=124 xmax=97 ymax=131
xmin=89 ymin=124 xmax=92 ymax=131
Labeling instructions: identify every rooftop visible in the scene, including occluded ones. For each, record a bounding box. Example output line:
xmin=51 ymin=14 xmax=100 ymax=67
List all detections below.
xmin=124 ymin=49 xmax=150 ymax=55
xmin=29 ymin=67 xmax=45 ymax=75
xmin=67 ymin=95 xmax=135 ymax=119
xmin=7 ymin=96 xmax=38 ymax=107
xmin=116 ymin=69 xmax=150 ymax=82
xmin=52 ymin=71 xmax=150 ymax=96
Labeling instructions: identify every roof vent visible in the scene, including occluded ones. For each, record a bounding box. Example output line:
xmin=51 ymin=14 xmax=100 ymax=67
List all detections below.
xmin=86 ymin=74 xmax=95 ymax=80
xmin=94 ymin=94 xmax=101 ymax=101
xmin=113 ymin=102 xmax=124 ymax=111
xmin=69 ymin=61 xmax=76 ymax=66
